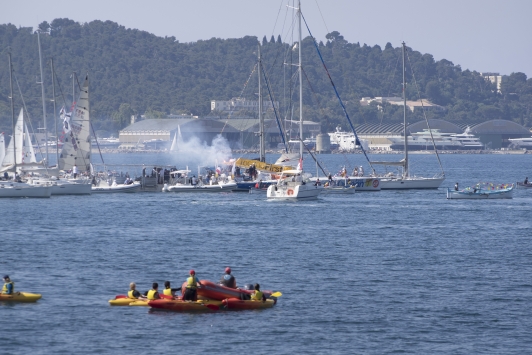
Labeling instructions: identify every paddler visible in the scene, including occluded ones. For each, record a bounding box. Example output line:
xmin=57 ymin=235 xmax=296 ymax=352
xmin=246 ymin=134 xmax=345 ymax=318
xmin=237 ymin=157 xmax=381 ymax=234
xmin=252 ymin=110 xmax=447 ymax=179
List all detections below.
xmin=128 ymin=282 xmax=142 ymax=299
xmin=219 ymin=267 xmax=237 ymax=289
xmin=250 ymin=283 xmax=265 ymax=302
xmin=183 ymin=270 xmax=203 ymax=301
xmin=163 ymin=281 xmax=179 ymax=297
xmin=2 ymin=275 xmax=14 ymax=295
xmin=147 ymin=282 xmax=161 ymax=300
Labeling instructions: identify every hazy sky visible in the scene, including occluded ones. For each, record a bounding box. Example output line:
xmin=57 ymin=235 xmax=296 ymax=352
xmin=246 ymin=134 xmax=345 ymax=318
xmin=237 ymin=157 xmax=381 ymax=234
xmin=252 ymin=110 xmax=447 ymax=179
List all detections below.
xmin=2 ymin=0 xmax=531 ymax=77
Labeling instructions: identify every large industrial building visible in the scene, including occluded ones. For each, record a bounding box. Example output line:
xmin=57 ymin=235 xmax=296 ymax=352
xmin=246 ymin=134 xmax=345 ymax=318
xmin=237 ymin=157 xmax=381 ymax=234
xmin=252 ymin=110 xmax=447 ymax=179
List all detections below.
xmin=118 ymin=117 xmax=320 ymax=150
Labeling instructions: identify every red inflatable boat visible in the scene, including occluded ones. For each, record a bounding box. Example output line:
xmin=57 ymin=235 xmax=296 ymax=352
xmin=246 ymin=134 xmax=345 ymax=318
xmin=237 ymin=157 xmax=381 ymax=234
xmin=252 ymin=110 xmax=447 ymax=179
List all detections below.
xmin=148 ymin=299 xmax=222 ymax=312
xmin=182 ymin=280 xmax=273 ymax=301
xmin=222 ymin=298 xmax=276 ymax=310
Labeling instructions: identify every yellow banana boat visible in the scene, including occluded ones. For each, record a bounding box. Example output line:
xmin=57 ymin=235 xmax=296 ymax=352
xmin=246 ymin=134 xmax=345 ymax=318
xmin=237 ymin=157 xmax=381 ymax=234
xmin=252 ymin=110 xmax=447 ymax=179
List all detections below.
xmin=0 ymin=292 xmax=42 ymax=303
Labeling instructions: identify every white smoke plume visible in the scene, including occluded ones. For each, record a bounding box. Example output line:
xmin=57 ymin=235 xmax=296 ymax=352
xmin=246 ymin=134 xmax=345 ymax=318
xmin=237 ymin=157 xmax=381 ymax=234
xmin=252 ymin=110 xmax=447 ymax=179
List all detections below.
xmin=169 ymin=134 xmax=233 ymax=170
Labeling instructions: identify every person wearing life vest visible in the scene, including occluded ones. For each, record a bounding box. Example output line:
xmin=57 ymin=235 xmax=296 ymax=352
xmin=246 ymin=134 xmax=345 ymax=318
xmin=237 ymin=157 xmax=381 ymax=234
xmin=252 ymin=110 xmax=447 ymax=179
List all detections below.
xmin=128 ymin=282 xmax=142 ymax=299
xmin=2 ymin=275 xmax=14 ymax=295
xmin=163 ymin=281 xmax=179 ymax=297
xmin=147 ymin=282 xmax=160 ymax=300
xmin=250 ymin=283 xmax=265 ymax=302
xmin=183 ymin=270 xmax=203 ymax=301
xmin=219 ymin=267 xmax=237 ymax=289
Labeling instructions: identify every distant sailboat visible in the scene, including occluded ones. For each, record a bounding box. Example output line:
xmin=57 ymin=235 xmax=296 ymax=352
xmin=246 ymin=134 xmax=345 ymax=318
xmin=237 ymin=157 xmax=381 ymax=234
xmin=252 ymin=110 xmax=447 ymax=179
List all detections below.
xmin=169 ymin=126 xmax=180 ymax=152
xmin=0 ymin=132 xmax=5 ymax=165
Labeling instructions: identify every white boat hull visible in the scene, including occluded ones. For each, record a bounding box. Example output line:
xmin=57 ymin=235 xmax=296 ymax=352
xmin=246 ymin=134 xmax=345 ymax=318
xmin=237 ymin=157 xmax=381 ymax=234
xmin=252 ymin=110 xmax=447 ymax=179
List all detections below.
xmin=380 ymin=177 xmax=444 ymax=190
xmin=446 ymin=187 xmax=513 ymax=199
xmin=91 ymin=182 xmax=141 ymax=193
xmin=0 ymin=182 xmax=52 ymax=198
xmin=322 ymin=186 xmax=356 ymax=194
xmin=165 ymin=182 xmax=237 ymax=193
xmin=267 ymin=183 xmax=322 ymax=200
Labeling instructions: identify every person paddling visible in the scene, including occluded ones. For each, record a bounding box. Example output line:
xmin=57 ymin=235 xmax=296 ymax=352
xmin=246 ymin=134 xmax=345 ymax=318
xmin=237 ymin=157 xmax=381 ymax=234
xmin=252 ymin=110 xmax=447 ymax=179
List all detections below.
xmin=250 ymin=283 xmax=265 ymax=302
xmin=146 ymin=282 xmax=160 ymax=300
xmin=128 ymin=282 xmax=142 ymax=299
xmin=219 ymin=267 xmax=237 ymax=289
xmin=183 ymin=270 xmax=202 ymax=301
xmin=2 ymin=275 xmax=14 ymax=295
xmin=163 ymin=281 xmax=179 ymax=297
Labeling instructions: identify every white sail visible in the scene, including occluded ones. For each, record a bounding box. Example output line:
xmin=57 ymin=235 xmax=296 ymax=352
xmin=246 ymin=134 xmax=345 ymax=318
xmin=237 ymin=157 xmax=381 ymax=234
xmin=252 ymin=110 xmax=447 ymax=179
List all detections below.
xmin=1 ymin=109 xmax=42 ymax=172
xmin=0 ymin=132 xmax=5 ymax=166
xmin=170 ymin=132 xmax=178 ymax=151
xmin=58 ymin=76 xmax=91 ymax=172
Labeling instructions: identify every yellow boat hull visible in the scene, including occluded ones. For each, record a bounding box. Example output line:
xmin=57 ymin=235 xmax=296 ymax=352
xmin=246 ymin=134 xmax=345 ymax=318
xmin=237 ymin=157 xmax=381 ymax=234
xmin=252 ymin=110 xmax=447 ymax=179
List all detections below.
xmin=0 ymin=292 xmax=42 ymax=303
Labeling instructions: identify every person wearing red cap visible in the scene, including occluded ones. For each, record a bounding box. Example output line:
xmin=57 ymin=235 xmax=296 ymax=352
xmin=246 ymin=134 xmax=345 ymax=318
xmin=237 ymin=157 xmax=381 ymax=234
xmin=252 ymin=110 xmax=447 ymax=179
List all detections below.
xmin=219 ymin=267 xmax=237 ymax=289
xmin=183 ymin=270 xmax=202 ymax=301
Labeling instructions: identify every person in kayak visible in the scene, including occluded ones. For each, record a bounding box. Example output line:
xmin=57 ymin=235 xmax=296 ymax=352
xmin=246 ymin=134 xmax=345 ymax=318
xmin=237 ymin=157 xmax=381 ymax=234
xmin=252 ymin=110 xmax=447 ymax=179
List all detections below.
xmin=219 ymin=267 xmax=237 ymax=288
xmin=147 ymin=282 xmax=160 ymax=300
xmin=183 ymin=270 xmax=203 ymax=301
xmin=250 ymin=283 xmax=265 ymax=302
xmin=2 ymin=275 xmax=14 ymax=295
xmin=128 ymin=282 xmax=142 ymax=299
xmin=163 ymin=281 xmax=179 ymax=297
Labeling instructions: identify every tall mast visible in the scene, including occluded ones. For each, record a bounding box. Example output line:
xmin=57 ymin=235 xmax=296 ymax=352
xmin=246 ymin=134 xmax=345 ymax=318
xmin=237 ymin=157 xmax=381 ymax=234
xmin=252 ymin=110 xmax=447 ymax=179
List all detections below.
xmin=8 ymin=52 xmax=17 ymax=174
xmin=298 ymin=0 xmax=303 ymax=159
xmin=402 ymin=42 xmax=408 ymax=178
xmin=37 ymin=31 xmax=49 ymax=166
xmin=258 ymin=43 xmax=265 ymax=162
xmin=51 ymin=58 xmax=59 ymax=167
xmin=72 ymin=72 xmax=75 ymax=105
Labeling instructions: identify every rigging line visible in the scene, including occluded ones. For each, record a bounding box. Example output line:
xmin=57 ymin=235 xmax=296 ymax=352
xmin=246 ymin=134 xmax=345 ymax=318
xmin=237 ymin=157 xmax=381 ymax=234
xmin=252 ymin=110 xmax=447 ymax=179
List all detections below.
xmin=301 ymin=12 xmax=375 ymax=174
xmin=261 ymin=60 xmax=288 ymax=153
xmin=219 ymin=63 xmax=257 ymax=134
xmin=90 ymin=121 xmax=105 ymax=164
xmin=314 ymin=0 xmax=329 ymax=34
xmin=405 ymin=47 xmax=445 ymax=176
xmin=13 ymin=71 xmax=48 ymax=172
xmin=270 ymin=0 xmax=284 ymax=38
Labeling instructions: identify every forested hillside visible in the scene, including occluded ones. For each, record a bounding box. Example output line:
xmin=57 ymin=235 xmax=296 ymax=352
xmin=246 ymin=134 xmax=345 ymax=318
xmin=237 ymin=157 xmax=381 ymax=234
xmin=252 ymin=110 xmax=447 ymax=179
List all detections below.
xmin=0 ymin=18 xmax=531 ymax=135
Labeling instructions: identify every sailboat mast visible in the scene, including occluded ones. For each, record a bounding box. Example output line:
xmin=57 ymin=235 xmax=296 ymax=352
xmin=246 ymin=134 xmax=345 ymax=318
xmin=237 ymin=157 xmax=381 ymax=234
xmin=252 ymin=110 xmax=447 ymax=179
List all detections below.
xmin=8 ymin=52 xmax=17 ymax=174
xmin=258 ymin=43 xmax=265 ymax=162
xmin=298 ymin=0 xmax=303 ymax=160
xmin=402 ymin=42 xmax=409 ymax=178
xmin=51 ymin=58 xmax=59 ymax=166
xmin=37 ymin=31 xmax=49 ymax=166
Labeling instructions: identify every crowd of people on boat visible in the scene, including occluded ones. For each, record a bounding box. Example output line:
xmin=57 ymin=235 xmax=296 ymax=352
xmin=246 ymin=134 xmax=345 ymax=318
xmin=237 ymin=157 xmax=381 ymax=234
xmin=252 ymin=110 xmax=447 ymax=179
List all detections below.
xmin=125 ymin=267 xmax=264 ymax=302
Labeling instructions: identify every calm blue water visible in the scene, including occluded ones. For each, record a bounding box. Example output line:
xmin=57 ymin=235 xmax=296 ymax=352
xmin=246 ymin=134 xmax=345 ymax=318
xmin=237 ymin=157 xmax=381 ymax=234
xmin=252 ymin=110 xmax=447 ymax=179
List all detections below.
xmin=2 ymin=153 xmax=532 ymax=354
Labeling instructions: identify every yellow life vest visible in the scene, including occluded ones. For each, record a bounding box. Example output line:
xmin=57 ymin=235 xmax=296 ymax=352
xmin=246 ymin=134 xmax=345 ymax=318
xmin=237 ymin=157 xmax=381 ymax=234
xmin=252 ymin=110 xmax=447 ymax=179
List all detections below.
xmin=186 ymin=276 xmax=197 ymax=289
xmin=163 ymin=288 xmax=173 ymax=296
xmin=2 ymin=281 xmax=14 ymax=294
xmin=147 ymin=289 xmax=158 ymax=300
xmin=251 ymin=290 xmax=263 ymax=301
xmin=128 ymin=290 xmax=137 ymax=299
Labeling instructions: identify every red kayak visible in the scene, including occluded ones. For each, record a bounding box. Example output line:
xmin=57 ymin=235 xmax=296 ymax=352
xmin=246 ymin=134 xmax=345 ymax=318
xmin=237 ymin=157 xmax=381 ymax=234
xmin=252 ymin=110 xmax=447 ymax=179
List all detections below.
xmin=222 ymin=298 xmax=276 ymax=310
xmin=182 ymin=280 xmax=273 ymax=301
xmin=148 ymin=299 xmax=222 ymax=312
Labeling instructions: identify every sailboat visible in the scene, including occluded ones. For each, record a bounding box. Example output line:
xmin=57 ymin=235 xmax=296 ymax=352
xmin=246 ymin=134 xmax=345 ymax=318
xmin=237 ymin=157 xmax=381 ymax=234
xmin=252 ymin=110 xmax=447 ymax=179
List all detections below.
xmin=169 ymin=131 xmax=178 ymax=152
xmin=266 ymin=1 xmax=323 ymax=200
xmin=0 ymin=53 xmax=51 ymax=198
xmin=372 ymin=43 xmax=445 ymax=189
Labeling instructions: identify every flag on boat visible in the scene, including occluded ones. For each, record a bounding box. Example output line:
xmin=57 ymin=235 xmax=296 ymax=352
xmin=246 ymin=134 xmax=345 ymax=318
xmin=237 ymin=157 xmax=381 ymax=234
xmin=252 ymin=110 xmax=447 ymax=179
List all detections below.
xmin=297 ymin=157 xmax=303 ymax=171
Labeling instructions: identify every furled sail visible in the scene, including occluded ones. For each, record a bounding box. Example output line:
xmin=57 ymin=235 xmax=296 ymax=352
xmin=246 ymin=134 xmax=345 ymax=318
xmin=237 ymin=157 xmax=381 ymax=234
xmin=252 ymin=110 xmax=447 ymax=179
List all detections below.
xmin=58 ymin=76 xmax=91 ymax=172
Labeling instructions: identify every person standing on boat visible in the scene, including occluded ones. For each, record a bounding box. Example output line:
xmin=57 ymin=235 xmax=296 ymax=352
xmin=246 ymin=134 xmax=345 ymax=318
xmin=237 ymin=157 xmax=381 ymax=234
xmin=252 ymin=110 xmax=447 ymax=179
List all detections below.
xmin=525 ymin=177 xmax=529 ymax=185
xmin=454 ymin=182 xmax=459 ymax=191
xmin=191 ymin=175 xmax=197 ymax=186
xmin=220 ymin=267 xmax=237 ymax=289
xmin=147 ymin=282 xmax=160 ymax=300
xmin=73 ymin=164 xmax=78 ymax=178
xmin=359 ymin=166 xmax=364 ymax=177
xmin=183 ymin=270 xmax=202 ymax=301
xmin=352 ymin=167 xmax=358 ymax=177
xmin=2 ymin=275 xmax=14 ymax=295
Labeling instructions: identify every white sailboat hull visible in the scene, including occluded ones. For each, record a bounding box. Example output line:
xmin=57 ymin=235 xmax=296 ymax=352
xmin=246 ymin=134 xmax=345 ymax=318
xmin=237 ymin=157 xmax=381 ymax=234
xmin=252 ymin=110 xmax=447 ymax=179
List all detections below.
xmin=0 ymin=182 xmax=52 ymax=198
xmin=165 ymin=182 xmax=237 ymax=193
xmin=91 ymin=182 xmax=141 ymax=193
xmin=267 ymin=183 xmax=322 ymax=200
xmin=379 ymin=177 xmax=445 ymax=190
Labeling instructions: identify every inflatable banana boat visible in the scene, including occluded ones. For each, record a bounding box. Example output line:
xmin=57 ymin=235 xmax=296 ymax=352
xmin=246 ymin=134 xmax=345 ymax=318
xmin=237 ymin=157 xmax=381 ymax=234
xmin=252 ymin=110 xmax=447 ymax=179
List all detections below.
xmin=222 ymin=298 xmax=276 ymax=310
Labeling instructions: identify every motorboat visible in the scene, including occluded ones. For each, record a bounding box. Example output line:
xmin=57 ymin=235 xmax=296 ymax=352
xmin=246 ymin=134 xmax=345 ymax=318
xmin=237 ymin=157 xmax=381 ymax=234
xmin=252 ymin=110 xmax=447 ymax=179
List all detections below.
xmin=267 ymin=169 xmax=322 ymax=200
xmin=446 ymin=182 xmax=514 ymax=199
xmin=163 ymin=170 xmax=236 ymax=193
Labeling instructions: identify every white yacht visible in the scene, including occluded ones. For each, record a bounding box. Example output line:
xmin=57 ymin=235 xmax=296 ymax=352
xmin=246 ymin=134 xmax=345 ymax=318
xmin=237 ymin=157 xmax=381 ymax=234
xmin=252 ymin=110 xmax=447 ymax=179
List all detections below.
xmin=329 ymin=127 xmax=369 ymax=151
xmin=389 ymin=127 xmax=483 ymax=150
xmin=508 ymin=136 xmax=532 ymax=148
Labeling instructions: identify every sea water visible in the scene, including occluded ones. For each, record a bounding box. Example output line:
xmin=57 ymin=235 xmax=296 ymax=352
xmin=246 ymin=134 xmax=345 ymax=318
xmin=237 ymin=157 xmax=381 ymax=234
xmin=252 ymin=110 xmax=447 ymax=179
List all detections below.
xmin=1 ymin=153 xmax=531 ymax=354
